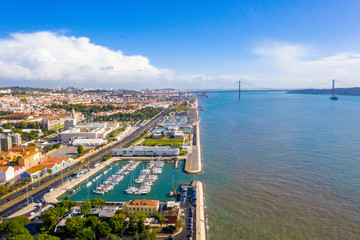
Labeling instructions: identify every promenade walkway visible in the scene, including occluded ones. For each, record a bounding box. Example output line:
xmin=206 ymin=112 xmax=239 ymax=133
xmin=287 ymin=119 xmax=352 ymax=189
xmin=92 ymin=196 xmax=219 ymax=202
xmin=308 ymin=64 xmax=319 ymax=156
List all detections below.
xmin=194 ymin=181 xmax=206 ymax=240
xmin=185 ymin=98 xmax=202 ymax=174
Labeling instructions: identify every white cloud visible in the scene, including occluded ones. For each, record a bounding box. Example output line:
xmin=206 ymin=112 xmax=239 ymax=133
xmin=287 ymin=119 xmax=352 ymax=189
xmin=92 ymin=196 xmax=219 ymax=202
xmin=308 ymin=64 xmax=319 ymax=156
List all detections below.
xmin=1 ymin=32 xmax=359 ymax=90
xmin=253 ymin=41 xmax=360 ymax=88
xmin=0 ymin=31 xmax=174 ymax=86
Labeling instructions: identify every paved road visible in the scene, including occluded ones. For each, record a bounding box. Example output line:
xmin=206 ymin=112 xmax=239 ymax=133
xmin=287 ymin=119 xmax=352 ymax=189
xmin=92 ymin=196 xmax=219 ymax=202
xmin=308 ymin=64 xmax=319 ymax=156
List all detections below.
xmin=0 ymin=110 xmax=168 ymax=218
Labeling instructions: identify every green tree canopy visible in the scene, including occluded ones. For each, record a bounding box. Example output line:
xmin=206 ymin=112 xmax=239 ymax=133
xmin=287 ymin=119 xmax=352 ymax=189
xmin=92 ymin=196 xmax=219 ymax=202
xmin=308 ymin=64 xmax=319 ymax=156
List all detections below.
xmin=36 ymin=234 xmax=60 ymax=240
xmin=56 ymin=200 xmax=77 ymax=211
xmin=14 ymin=234 xmax=33 ymax=240
xmin=109 ymin=234 xmax=123 ymax=240
xmin=85 ymin=216 xmax=99 ymax=231
xmin=108 ymin=213 xmax=126 ymax=233
xmin=90 ymin=198 xmax=106 ymax=208
xmin=41 ymin=207 xmax=66 ymax=231
xmin=175 ymin=218 xmax=184 ymax=229
xmin=96 ymin=222 xmax=111 ymax=237
xmin=65 ymin=216 xmax=85 ymax=234
xmin=11 ymin=216 xmax=30 ymax=226
xmin=80 ymin=199 xmax=92 ymax=216
xmin=75 ymin=227 xmax=95 ymax=240
xmin=77 ymin=145 xmax=84 ymax=155
xmin=139 ymin=229 xmax=157 ymax=240
xmin=3 ymin=218 xmax=31 ymax=238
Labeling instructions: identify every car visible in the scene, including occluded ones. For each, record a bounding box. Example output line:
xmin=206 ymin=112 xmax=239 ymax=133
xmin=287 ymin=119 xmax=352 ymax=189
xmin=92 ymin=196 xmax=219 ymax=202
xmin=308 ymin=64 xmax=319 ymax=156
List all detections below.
xmin=7 ymin=198 xmax=12 ymax=201
xmin=26 ymin=215 xmax=30 ymax=218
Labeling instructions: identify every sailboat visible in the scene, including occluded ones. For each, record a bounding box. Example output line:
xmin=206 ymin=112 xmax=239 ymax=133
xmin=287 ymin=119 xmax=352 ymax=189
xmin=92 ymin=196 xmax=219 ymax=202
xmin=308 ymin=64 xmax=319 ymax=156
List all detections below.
xmin=330 ymin=79 xmax=338 ymax=100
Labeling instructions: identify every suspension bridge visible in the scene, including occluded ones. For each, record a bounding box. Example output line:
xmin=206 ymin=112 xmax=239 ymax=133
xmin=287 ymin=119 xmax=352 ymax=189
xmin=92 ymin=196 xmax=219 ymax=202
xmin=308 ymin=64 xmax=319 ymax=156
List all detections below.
xmin=190 ymin=79 xmax=360 ymax=100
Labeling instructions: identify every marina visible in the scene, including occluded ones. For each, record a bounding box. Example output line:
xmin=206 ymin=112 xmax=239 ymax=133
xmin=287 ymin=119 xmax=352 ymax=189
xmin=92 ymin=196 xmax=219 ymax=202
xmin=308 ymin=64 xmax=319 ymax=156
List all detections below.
xmin=63 ymin=159 xmax=194 ymax=202
xmin=92 ymin=161 xmax=140 ymax=195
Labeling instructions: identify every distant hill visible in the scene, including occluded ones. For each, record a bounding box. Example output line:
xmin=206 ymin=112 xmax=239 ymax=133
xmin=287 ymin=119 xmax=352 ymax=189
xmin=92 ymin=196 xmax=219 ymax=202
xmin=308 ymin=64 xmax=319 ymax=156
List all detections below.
xmin=287 ymin=87 xmax=360 ymax=96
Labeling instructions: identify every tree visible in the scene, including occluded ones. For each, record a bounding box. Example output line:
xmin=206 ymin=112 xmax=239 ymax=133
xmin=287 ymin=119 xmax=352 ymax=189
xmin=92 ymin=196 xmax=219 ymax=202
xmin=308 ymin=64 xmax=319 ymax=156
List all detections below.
xmin=139 ymin=229 xmax=157 ymax=240
xmin=90 ymin=198 xmax=106 ymax=208
xmin=4 ymin=217 xmax=31 ymax=238
xmin=80 ymin=199 xmax=92 ymax=216
xmin=77 ymin=145 xmax=84 ymax=155
xmin=158 ymin=216 xmax=166 ymax=227
xmin=0 ymin=221 xmax=8 ymax=233
xmin=11 ymin=216 xmax=30 ymax=226
xmin=0 ymin=127 xmax=3 ymax=133
xmin=109 ymin=234 xmax=123 ymax=240
xmin=36 ymin=234 xmax=60 ymax=240
xmin=56 ymin=200 xmax=77 ymax=211
xmin=53 ymin=143 xmax=61 ymax=149
xmin=14 ymin=234 xmax=33 ymax=240
xmin=75 ymin=227 xmax=95 ymax=240
xmin=109 ymin=213 xmax=126 ymax=233
xmin=0 ymin=185 xmax=8 ymax=196
xmin=85 ymin=216 xmax=99 ymax=231
xmin=27 ymin=143 xmax=37 ymax=147
xmin=65 ymin=216 xmax=85 ymax=234
xmin=175 ymin=218 xmax=184 ymax=229
xmin=41 ymin=208 xmax=64 ymax=231
xmin=96 ymin=222 xmax=111 ymax=237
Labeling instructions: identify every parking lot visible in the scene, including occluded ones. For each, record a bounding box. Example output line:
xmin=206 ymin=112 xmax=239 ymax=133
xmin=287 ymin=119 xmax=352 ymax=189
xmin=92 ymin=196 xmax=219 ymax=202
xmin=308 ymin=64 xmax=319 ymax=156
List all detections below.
xmin=174 ymin=185 xmax=197 ymax=240
xmin=48 ymin=145 xmax=78 ymax=158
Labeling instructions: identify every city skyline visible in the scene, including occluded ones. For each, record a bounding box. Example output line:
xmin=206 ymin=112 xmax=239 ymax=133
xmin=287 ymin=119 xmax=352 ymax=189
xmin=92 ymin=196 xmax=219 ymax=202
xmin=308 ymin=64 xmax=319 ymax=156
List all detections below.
xmin=1 ymin=0 xmax=360 ymax=89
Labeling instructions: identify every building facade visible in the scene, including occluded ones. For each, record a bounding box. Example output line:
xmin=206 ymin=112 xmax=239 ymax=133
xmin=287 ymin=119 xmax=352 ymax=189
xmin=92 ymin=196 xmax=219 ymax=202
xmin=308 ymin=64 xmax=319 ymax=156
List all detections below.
xmin=112 ymin=146 xmax=180 ymax=157
xmin=0 ymin=136 xmax=12 ymax=151
xmin=0 ymin=166 xmax=15 ymax=181
xmin=126 ymin=199 xmax=159 ymax=217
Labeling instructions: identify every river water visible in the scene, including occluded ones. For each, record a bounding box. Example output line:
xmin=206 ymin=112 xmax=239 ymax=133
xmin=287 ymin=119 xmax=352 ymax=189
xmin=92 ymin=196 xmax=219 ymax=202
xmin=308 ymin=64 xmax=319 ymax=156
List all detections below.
xmin=198 ymin=91 xmax=360 ymax=240
xmin=69 ymin=91 xmax=360 ymax=239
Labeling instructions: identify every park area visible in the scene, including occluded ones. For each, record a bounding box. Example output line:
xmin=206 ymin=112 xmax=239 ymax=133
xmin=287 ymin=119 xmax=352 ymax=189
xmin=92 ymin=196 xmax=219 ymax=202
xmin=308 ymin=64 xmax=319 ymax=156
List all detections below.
xmin=141 ymin=138 xmax=183 ymax=147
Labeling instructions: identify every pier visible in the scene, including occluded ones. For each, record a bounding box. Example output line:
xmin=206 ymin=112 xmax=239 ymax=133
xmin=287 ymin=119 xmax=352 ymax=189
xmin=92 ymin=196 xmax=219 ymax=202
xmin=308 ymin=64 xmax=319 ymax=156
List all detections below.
xmin=185 ymin=98 xmax=203 ymax=174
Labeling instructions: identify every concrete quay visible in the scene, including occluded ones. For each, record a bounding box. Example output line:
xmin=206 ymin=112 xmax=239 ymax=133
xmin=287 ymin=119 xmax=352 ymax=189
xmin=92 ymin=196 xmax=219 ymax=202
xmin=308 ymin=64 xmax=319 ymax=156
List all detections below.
xmin=194 ymin=181 xmax=206 ymax=240
xmin=185 ymin=98 xmax=202 ymax=174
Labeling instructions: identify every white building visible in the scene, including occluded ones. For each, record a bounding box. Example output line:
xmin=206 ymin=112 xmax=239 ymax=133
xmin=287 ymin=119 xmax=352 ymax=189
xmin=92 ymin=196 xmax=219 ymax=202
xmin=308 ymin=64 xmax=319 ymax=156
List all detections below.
xmin=71 ymin=138 xmax=107 ymax=147
xmin=112 ymin=146 xmax=179 ymax=157
xmin=0 ymin=166 xmax=15 ymax=182
xmin=58 ymin=122 xmax=118 ymax=143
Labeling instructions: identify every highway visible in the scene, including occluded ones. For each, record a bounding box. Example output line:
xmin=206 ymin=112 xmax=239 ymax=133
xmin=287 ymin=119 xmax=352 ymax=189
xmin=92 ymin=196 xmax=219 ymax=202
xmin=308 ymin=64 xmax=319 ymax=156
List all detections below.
xmin=0 ymin=109 xmax=168 ymax=218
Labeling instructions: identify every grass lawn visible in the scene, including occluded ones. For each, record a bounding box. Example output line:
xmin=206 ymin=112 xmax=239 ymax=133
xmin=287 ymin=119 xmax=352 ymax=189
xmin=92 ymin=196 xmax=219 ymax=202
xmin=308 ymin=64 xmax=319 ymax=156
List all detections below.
xmin=141 ymin=138 xmax=183 ymax=147
xmin=51 ymin=124 xmax=64 ymax=130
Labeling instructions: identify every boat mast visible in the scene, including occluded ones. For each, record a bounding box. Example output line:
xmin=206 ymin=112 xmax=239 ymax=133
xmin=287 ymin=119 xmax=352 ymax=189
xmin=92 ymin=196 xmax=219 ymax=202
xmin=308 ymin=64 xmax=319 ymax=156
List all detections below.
xmin=332 ymin=79 xmax=335 ymax=96
xmin=239 ymin=80 xmax=241 ymax=99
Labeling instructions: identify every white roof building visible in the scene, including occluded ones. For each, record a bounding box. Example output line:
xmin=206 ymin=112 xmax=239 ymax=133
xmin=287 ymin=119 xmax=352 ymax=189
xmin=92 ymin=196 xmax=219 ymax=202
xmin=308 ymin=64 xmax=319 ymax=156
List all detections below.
xmin=71 ymin=138 xmax=107 ymax=147
xmin=112 ymin=146 xmax=179 ymax=157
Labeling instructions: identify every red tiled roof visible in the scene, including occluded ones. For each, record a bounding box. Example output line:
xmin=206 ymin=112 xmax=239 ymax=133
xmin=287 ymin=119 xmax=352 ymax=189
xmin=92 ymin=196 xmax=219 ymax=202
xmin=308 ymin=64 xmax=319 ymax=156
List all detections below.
xmin=128 ymin=199 xmax=159 ymax=207
xmin=10 ymin=147 xmax=38 ymax=151
xmin=0 ymin=166 xmax=10 ymax=172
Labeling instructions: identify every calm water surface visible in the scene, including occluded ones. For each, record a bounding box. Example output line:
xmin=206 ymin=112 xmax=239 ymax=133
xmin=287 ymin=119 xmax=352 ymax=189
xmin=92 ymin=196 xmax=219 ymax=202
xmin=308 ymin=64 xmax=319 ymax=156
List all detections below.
xmin=199 ymin=92 xmax=360 ymax=240
xmin=69 ymin=92 xmax=360 ymax=239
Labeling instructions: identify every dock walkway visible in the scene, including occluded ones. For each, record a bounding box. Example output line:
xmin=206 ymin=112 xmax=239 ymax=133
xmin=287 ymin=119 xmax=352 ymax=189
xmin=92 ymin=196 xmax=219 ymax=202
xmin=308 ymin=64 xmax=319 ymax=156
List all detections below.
xmin=185 ymin=98 xmax=202 ymax=174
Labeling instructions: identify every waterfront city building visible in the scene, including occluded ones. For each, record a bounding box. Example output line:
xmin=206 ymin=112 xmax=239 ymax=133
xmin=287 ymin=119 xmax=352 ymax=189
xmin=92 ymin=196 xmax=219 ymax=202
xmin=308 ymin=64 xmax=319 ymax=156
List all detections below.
xmin=126 ymin=199 xmax=159 ymax=217
xmin=112 ymin=146 xmax=180 ymax=157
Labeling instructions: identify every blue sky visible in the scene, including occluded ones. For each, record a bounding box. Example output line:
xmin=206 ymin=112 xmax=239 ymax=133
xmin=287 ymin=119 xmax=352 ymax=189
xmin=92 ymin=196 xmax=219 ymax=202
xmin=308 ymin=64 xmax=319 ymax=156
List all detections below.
xmin=0 ymin=0 xmax=360 ymax=89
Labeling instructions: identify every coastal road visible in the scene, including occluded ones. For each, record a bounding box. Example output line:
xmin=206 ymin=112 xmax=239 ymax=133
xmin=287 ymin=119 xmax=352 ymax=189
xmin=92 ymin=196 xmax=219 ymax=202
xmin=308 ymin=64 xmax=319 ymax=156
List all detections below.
xmin=0 ymin=110 xmax=168 ymax=218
